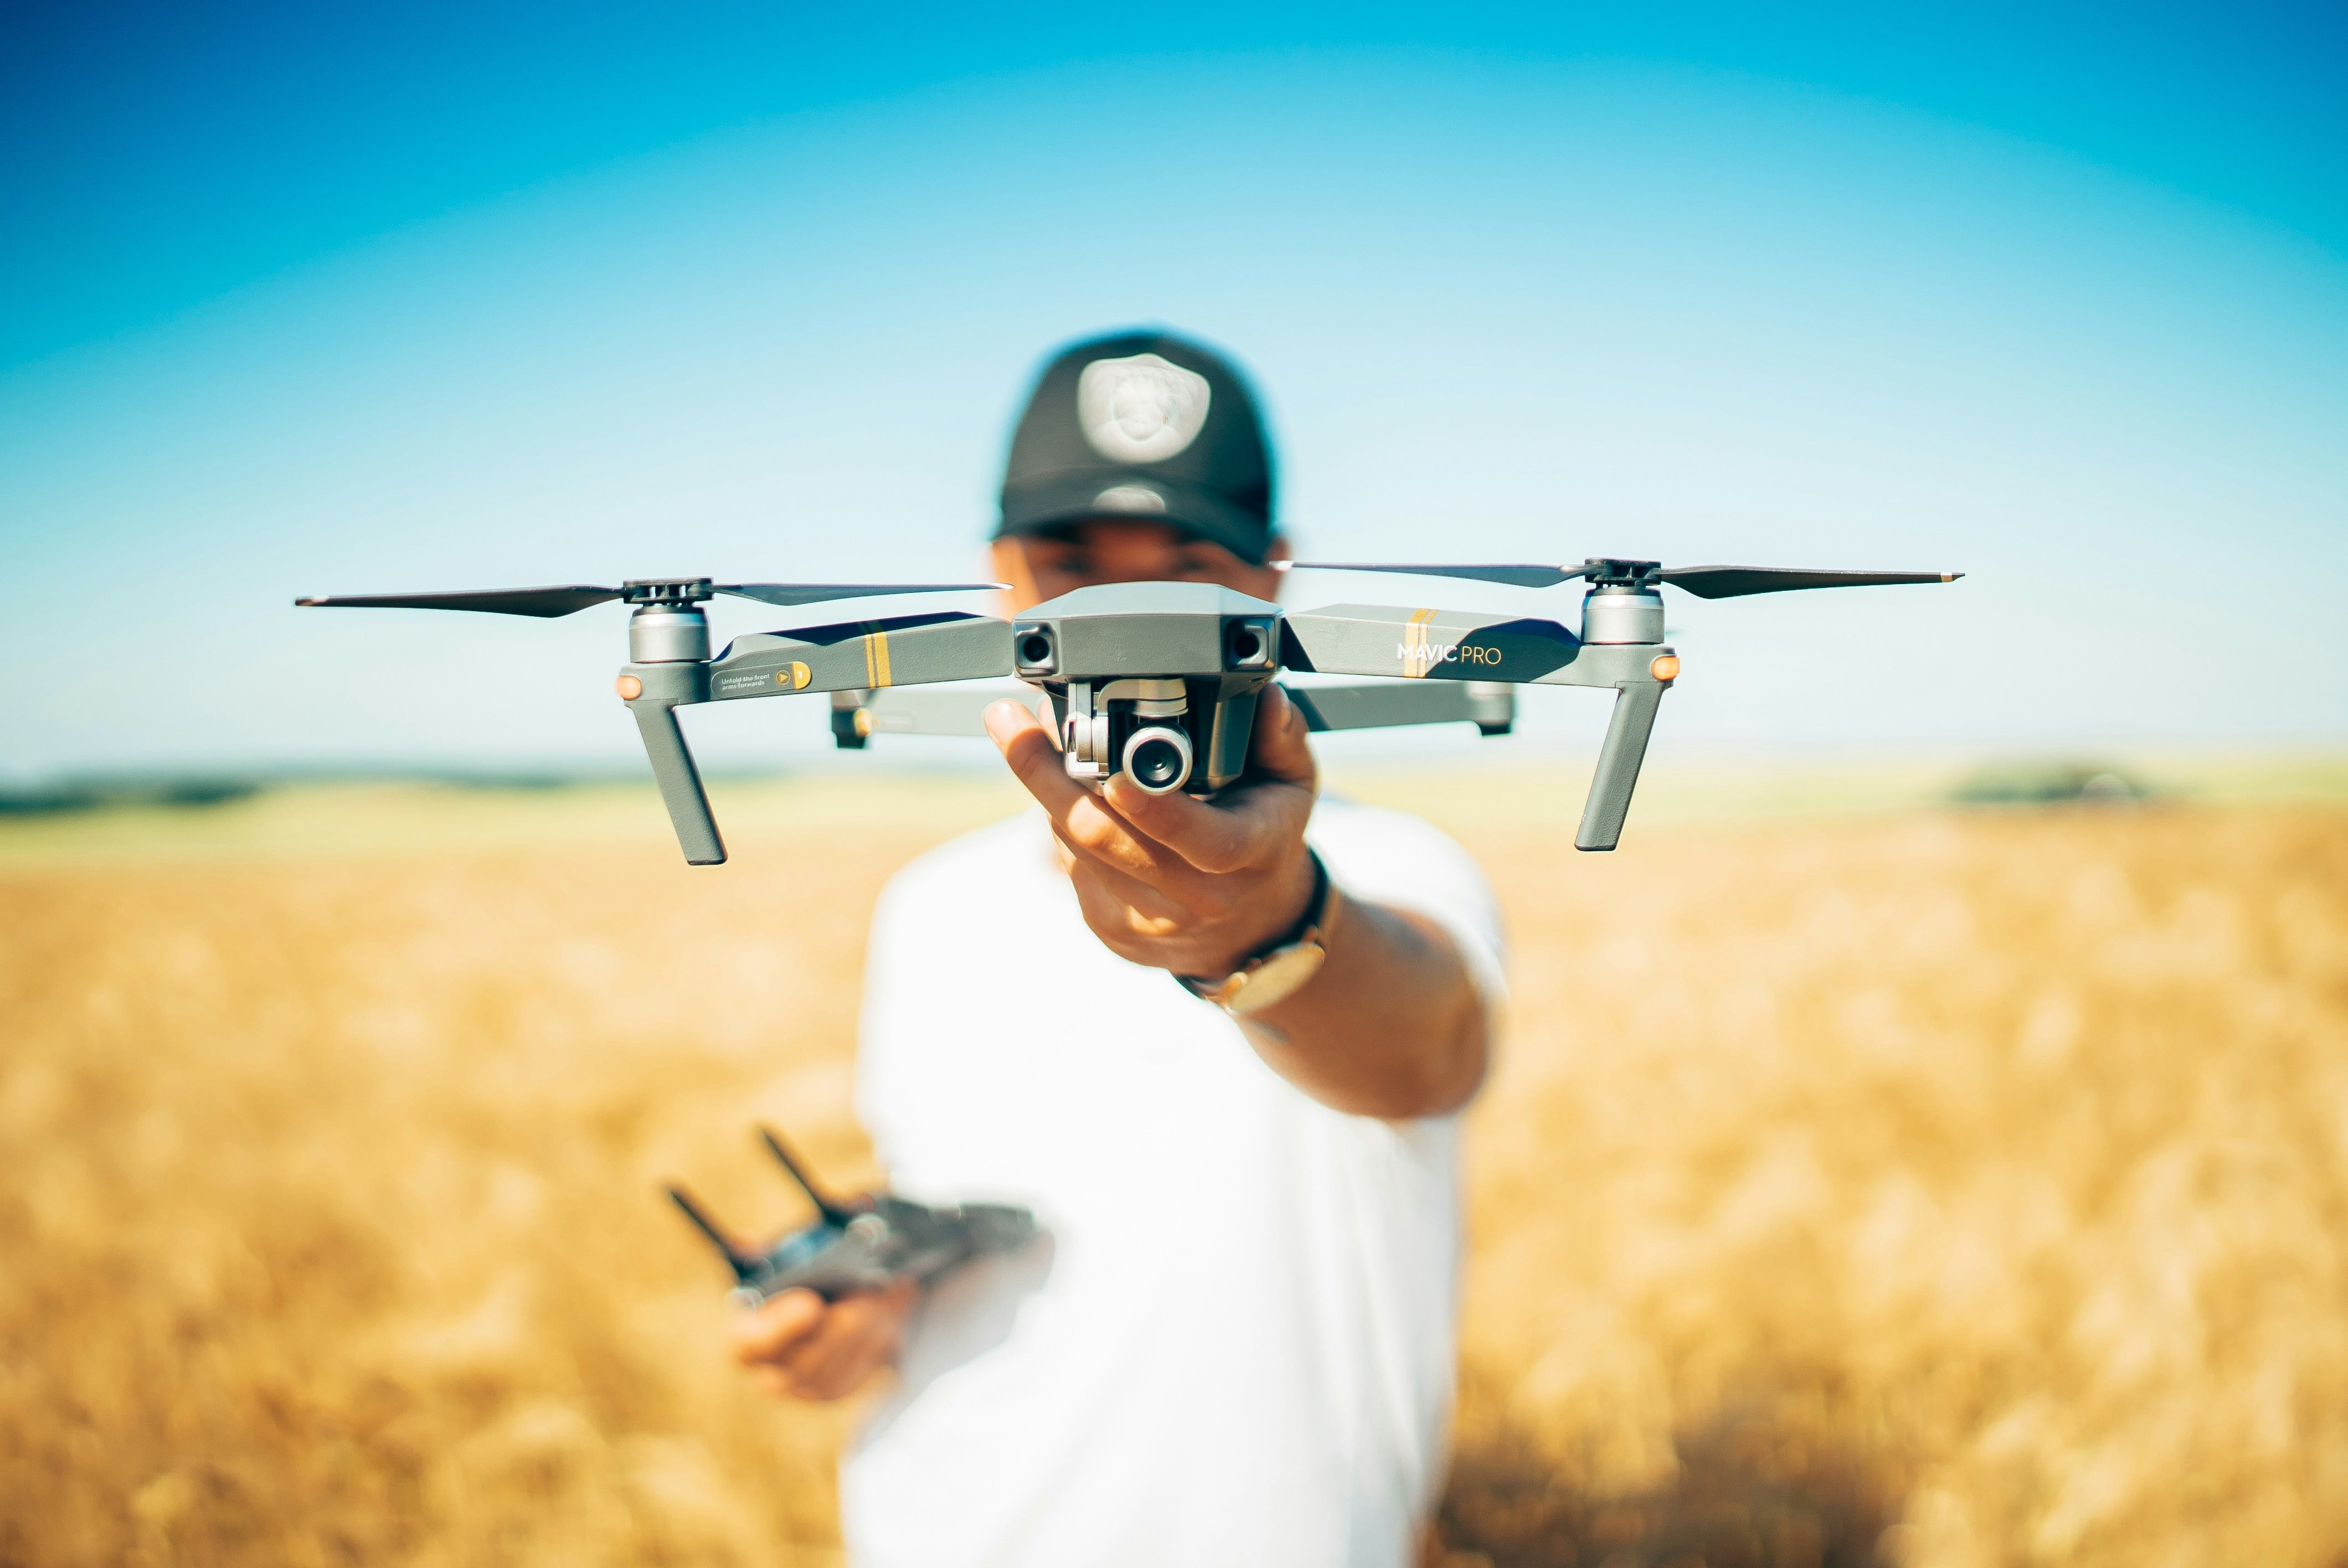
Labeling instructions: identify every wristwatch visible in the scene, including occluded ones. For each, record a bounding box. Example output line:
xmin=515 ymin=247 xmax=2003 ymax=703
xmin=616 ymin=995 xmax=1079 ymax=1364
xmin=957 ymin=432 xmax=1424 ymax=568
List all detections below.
xmin=1175 ymin=850 xmax=1332 ymax=1018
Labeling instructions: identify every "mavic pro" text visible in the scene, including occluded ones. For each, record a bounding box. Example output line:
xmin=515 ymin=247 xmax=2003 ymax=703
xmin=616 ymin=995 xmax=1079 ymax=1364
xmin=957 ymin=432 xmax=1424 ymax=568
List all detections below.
xmin=1397 ymin=641 xmax=1503 ymax=666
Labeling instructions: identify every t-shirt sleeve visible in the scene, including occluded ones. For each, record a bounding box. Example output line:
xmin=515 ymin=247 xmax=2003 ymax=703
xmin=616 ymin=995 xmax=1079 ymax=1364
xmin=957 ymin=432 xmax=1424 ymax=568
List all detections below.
xmin=1307 ymin=803 xmax=1507 ymax=1007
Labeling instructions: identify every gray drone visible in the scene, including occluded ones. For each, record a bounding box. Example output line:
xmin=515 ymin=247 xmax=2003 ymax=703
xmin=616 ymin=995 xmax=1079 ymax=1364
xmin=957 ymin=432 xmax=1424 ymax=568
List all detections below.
xmin=298 ymin=557 xmax=1960 ymax=862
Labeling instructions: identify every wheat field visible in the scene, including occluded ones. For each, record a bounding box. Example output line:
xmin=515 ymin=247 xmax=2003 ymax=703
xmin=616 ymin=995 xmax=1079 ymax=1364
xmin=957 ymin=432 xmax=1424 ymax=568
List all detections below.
xmin=3 ymin=767 xmax=2345 ymax=1566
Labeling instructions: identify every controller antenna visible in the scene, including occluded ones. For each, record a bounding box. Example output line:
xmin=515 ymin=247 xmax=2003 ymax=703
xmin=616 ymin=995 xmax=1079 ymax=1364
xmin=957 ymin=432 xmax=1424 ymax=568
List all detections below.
xmin=759 ymin=1126 xmax=856 ymax=1227
xmin=666 ymin=1185 xmax=760 ymax=1282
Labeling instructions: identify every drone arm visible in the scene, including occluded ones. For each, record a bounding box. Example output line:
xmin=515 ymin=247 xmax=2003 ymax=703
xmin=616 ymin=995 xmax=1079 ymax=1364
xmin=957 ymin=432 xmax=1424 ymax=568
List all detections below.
xmin=1284 ymin=604 xmax=1683 ymax=691
xmin=847 ymin=682 xmax=1040 ymax=738
xmin=1281 ymin=604 xmax=1675 ymax=849
xmin=706 ymin=613 xmax=1014 ymax=702
xmin=1281 ymin=604 xmax=1582 ymax=682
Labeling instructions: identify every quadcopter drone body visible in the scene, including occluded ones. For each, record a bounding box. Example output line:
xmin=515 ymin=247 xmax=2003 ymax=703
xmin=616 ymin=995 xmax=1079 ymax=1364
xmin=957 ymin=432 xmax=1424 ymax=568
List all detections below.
xmin=669 ymin=1127 xmax=1039 ymax=1307
xmin=300 ymin=555 xmax=1959 ymax=864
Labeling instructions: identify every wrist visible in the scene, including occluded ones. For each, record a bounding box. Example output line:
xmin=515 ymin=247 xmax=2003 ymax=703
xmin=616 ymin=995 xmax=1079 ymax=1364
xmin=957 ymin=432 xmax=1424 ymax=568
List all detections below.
xmin=1175 ymin=850 xmax=1332 ymax=1016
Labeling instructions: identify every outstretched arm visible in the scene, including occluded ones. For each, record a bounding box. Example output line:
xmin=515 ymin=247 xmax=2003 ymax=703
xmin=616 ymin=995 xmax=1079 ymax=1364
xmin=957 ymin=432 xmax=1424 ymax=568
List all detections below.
xmin=984 ymin=687 xmax=1488 ymax=1118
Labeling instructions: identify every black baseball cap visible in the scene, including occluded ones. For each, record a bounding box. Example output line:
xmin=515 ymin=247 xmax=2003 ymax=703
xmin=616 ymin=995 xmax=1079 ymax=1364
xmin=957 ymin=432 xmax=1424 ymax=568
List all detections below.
xmin=996 ymin=330 xmax=1278 ymax=565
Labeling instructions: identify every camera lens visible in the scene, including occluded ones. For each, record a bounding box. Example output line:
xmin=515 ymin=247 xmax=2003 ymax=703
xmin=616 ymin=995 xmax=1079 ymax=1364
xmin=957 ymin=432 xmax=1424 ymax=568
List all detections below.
xmin=1122 ymin=726 xmax=1194 ymax=794
xmin=1017 ymin=631 xmax=1054 ymax=668
xmin=1227 ymin=626 xmax=1263 ymax=664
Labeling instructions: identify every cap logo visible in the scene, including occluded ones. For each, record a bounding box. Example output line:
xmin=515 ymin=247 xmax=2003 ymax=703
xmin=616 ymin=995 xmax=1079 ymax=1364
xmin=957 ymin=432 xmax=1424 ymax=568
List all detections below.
xmin=1092 ymin=484 xmax=1167 ymax=513
xmin=1077 ymin=353 xmax=1211 ymax=463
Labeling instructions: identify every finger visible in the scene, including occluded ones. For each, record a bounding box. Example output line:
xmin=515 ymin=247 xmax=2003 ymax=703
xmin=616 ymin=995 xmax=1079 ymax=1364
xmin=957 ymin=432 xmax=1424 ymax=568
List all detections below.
xmin=991 ymin=700 xmax=1191 ymax=884
xmin=1248 ymin=684 xmax=1318 ymax=788
xmin=792 ymin=1339 xmax=885 ymax=1401
xmin=1032 ymin=693 xmax=1063 ymax=750
xmin=1065 ymin=864 xmax=1191 ymax=961
xmin=987 ymin=701 xmax=1136 ymax=858
xmin=780 ymin=1279 xmax=915 ymax=1397
xmin=776 ymin=1305 xmax=879 ymax=1395
xmin=1059 ymin=787 xmax=1191 ymax=883
xmin=986 ymin=701 xmax=1087 ymax=815
xmin=1051 ymin=825 xmax=1196 ymax=920
xmin=1102 ymin=773 xmax=1311 ymax=875
xmin=1103 ymin=767 xmax=1313 ymax=875
xmin=732 ymin=1288 xmax=826 ymax=1366
xmin=1100 ymin=689 xmax=1316 ymax=874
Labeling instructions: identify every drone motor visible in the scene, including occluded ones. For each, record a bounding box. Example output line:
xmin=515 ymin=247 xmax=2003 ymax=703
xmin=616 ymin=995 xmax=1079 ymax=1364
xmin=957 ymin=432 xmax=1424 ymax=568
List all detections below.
xmin=1581 ymin=585 xmax=1667 ymax=645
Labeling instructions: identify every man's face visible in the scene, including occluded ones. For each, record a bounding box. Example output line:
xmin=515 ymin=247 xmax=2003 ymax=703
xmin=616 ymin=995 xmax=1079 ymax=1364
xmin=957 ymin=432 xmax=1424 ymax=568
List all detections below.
xmin=990 ymin=521 xmax=1288 ymax=613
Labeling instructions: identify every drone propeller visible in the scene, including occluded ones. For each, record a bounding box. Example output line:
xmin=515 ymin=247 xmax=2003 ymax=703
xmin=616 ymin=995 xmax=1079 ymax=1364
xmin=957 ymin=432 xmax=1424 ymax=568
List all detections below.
xmin=296 ymin=578 xmax=1008 ymax=617
xmin=1653 ymin=565 xmax=1962 ymax=598
xmin=718 ymin=582 xmax=1008 ymax=608
xmin=1283 ymin=559 xmax=1961 ymax=597
xmin=297 ymin=585 xmax=625 ymax=617
xmin=1281 ymin=561 xmax=1586 ymax=589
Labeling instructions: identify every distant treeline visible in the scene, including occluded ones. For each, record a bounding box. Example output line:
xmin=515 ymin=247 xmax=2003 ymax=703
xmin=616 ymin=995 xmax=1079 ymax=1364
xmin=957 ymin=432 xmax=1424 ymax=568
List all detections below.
xmin=1951 ymin=763 xmax=2151 ymax=806
xmin=0 ymin=780 xmax=262 ymax=816
xmin=0 ymin=769 xmax=668 ymax=817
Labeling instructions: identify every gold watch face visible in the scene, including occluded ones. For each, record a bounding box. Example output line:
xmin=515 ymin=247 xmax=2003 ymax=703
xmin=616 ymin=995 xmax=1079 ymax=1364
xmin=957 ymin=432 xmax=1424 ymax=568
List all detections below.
xmin=1225 ymin=941 xmax=1327 ymax=1017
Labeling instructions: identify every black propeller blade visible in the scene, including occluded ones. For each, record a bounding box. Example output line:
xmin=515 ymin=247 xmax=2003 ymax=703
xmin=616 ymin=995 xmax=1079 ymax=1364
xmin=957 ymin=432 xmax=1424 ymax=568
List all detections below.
xmin=1284 ymin=560 xmax=1962 ymax=597
xmin=295 ymin=585 xmax=624 ymax=617
xmin=1281 ymin=562 xmax=1592 ymax=589
xmin=715 ymin=582 xmax=1005 ymax=608
xmin=296 ymin=580 xmax=1007 ymax=617
xmin=1658 ymin=566 xmax=1962 ymax=599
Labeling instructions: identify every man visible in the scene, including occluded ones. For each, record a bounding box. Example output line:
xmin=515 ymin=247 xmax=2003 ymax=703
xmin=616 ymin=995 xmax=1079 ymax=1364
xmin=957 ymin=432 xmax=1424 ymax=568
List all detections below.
xmin=732 ymin=331 xmax=1505 ymax=1567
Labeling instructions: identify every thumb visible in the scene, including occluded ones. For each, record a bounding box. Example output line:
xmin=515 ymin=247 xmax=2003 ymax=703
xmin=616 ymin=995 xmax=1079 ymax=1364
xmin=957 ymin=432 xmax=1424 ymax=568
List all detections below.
xmin=732 ymin=1288 xmax=825 ymax=1364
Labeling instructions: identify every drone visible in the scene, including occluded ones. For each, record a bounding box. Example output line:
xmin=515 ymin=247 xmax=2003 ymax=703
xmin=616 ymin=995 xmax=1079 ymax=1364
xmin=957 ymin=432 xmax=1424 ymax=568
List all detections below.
xmin=297 ymin=556 xmax=1960 ymax=862
xmin=667 ymin=1126 xmax=1038 ymax=1306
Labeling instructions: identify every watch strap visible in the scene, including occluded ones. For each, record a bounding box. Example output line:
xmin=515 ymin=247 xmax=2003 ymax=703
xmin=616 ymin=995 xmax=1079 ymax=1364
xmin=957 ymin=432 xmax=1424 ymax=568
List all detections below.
xmin=1175 ymin=850 xmax=1330 ymax=1004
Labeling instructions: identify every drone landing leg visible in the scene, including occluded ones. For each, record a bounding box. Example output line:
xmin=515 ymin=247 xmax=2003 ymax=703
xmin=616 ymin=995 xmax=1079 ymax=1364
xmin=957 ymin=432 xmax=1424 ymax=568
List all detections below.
xmin=629 ymin=701 xmax=727 ymax=865
xmin=1575 ymin=682 xmax=1664 ymax=852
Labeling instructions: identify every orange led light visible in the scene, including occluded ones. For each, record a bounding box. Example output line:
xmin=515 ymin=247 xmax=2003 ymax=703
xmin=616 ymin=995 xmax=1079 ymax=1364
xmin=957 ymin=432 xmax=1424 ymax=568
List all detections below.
xmin=616 ymin=674 xmax=643 ymax=699
xmin=1650 ymin=654 xmax=1681 ymax=682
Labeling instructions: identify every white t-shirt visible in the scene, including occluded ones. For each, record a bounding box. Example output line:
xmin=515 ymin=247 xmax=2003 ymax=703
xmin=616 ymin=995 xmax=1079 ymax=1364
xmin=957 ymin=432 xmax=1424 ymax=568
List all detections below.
xmin=841 ymin=798 xmax=1505 ymax=1568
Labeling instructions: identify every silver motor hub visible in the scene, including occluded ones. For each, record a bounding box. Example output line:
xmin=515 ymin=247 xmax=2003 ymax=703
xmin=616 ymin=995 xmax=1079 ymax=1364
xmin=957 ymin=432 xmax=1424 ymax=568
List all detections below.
xmin=629 ymin=605 xmax=712 ymax=663
xmin=1580 ymin=586 xmax=1665 ymax=645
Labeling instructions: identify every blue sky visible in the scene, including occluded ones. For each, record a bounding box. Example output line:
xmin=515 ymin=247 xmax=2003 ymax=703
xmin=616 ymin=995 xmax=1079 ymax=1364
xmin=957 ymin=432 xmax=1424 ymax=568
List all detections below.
xmin=3 ymin=4 xmax=2344 ymax=780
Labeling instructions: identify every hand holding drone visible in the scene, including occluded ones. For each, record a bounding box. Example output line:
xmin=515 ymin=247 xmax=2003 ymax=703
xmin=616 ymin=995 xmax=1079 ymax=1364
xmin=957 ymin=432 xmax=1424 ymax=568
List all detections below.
xmin=668 ymin=1127 xmax=1038 ymax=1308
xmin=298 ymin=555 xmax=1959 ymax=862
